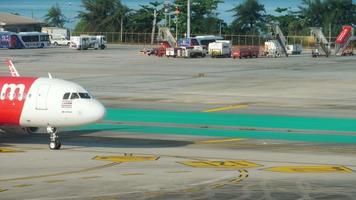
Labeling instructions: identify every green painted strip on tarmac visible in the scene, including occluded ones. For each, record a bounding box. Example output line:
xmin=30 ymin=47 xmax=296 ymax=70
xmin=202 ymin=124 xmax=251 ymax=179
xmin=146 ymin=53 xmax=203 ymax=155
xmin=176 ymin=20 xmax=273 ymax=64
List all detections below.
xmin=72 ymin=123 xmax=356 ymax=144
xmin=105 ymin=108 xmax=356 ymax=132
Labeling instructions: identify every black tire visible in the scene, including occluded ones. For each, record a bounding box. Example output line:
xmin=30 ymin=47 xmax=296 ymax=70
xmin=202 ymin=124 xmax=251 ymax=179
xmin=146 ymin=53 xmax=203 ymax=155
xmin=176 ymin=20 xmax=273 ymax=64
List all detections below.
xmin=54 ymin=42 xmax=58 ymax=46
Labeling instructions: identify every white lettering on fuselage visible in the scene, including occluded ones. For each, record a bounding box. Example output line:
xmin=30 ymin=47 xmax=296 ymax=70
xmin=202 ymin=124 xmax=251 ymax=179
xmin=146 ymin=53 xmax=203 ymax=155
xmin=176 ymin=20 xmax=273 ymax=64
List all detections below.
xmin=0 ymin=84 xmax=25 ymax=101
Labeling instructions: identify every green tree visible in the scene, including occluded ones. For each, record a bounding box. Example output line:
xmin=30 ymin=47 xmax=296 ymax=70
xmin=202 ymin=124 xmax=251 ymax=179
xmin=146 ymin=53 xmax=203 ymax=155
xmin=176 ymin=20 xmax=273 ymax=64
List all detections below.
xmin=229 ymin=0 xmax=266 ymax=34
xmin=44 ymin=3 xmax=66 ymax=28
xmin=266 ymin=8 xmax=306 ymax=36
xmin=299 ymin=0 xmax=356 ymax=36
xmin=75 ymin=0 xmax=129 ymax=32
xmin=173 ymin=0 xmax=224 ymax=35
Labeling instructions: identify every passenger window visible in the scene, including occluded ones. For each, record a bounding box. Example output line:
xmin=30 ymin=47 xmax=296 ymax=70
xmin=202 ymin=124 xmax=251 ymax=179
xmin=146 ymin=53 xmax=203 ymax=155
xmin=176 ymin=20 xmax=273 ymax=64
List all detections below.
xmin=63 ymin=93 xmax=70 ymax=100
xmin=79 ymin=93 xmax=91 ymax=99
xmin=70 ymin=93 xmax=79 ymax=99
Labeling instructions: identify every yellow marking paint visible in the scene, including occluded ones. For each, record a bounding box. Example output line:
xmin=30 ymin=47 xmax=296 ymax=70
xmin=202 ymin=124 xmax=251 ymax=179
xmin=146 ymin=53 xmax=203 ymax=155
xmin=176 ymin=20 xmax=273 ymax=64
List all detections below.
xmin=0 ymin=163 xmax=118 ymax=182
xmin=13 ymin=184 xmax=33 ymax=188
xmin=178 ymin=160 xmax=261 ymax=169
xmin=44 ymin=180 xmax=65 ymax=183
xmin=166 ymin=170 xmax=191 ymax=174
xmin=210 ymin=169 xmax=249 ymax=189
xmin=93 ymin=155 xmax=159 ymax=163
xmin=94 ymin=196 xmax=118 ymax=200
xmin=121 ymin=172 xmax=144 ymax=176
xmin=203 ymin=104 xmax=248 ymax=112
xmin=0 ymin=148 xmax=22 ymax=153
xmin=183 ymin=187 xmax=203 ymax=193
xmin=80 ymin=176 xmax=101 ymax=180
xmin=198 ymin=138 xmax=244 ymax=144
xmin=264 ymin=166 xmax=353 ymax=173
xmin=0 ymin=188 xmax=7 ymax=192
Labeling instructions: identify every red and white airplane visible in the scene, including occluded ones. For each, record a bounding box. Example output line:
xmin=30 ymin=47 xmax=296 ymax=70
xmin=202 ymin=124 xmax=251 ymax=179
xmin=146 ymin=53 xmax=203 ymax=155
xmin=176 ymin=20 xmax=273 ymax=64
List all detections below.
xmin=0 ymin=59 xmax=106 ymax=150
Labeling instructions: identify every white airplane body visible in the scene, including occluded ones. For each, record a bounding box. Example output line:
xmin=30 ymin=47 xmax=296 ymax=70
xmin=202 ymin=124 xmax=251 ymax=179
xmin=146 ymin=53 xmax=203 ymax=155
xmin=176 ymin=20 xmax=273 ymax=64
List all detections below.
xmin=0 ymin=59 xmax=106 ymax=150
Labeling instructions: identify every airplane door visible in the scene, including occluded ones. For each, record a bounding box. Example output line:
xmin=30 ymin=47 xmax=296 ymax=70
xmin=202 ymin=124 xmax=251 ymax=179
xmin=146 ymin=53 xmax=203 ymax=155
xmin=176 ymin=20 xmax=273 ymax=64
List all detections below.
xmin=36 ymin=85 xmax=50 ymax=110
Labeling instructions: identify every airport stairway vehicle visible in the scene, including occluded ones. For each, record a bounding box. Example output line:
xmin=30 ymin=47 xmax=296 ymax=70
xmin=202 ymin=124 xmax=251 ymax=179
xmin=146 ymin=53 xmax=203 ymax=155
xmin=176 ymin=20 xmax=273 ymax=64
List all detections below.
xmin=270 ymin=23 xmax=288 ymax=57
xmin=335 ymin=26 xmax=355 ymax=56
xmin=157 ymin=27 xmax=177 ymax=48
xmin=310 ymin=27 xmax=331 ymax=57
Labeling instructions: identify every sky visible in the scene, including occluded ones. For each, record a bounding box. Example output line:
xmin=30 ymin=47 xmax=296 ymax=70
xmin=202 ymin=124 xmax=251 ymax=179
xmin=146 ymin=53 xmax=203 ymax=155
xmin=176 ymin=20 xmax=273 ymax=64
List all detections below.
xmin=0 ymin=0 xmax=354 ymax=30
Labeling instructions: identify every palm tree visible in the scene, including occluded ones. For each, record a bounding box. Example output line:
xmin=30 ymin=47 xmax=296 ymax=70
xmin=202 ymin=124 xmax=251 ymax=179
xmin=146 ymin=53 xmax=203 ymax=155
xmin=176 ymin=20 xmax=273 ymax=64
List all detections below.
xmin=44 ymin=3 xmax=66 ymax=28
xmin=229 ymin=0 xmax=266 ymax=34
xmin=78 ymin=0 xmax=129 ymax=32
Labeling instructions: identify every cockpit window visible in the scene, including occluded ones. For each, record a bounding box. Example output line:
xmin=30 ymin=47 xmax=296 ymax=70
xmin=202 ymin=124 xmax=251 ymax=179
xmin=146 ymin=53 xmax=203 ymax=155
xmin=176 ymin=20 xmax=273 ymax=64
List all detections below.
xmin=70 ymin=93 xmax=79 ymax=99
xmin=63 ymin=93 xmax=70 ymax=100
xmin=79 ymin=93 xmax=91 ymax=99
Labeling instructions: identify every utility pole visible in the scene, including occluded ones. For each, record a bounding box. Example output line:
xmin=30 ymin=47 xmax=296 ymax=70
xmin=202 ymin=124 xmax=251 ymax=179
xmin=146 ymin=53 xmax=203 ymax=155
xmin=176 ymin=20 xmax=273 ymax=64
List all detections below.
xmin=187 ymin=0 xmax=191 ymax=38
xmin=175 ymin=7 xmax=180 ymax=41
xmin=151 ymin=8 xmax=158 ymax=44
xmin=219 ymin=20 xmax=222 ymax=36
xmin=164 ymin=0 xmax=169 ymax=27
xmin=120 ymin=17 xmax=124 ymax=43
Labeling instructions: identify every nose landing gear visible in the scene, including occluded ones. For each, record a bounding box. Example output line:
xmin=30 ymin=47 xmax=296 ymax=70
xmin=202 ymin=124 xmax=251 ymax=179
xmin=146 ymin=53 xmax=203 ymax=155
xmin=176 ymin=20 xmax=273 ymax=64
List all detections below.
xmin=47 ymin=126 xmax=61 ymax=150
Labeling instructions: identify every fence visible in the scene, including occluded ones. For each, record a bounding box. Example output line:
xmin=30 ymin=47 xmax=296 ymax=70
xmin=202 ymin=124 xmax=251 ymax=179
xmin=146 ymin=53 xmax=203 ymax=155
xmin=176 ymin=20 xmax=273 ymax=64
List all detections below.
xmin=72 ymin=32 xmax=341 ymax=48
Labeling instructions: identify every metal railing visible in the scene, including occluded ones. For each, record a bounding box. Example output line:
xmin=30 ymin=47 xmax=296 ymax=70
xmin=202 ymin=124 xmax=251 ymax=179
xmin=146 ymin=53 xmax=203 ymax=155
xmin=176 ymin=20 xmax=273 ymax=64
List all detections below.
xmin=71 ymin=32 xmax=343 ymax=48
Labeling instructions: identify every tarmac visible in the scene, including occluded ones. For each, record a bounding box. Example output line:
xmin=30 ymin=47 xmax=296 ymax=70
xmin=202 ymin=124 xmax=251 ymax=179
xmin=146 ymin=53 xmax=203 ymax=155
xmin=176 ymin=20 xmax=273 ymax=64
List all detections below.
xmin=1 ymin=45 xmax=356 ymax=200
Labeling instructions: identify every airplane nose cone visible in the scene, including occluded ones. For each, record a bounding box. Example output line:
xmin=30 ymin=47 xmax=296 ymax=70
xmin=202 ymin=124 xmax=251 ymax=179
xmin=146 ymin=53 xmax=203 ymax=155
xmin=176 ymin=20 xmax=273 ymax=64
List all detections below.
xmin=76 ymin=100 xmax=106 ymax=125
xmin=93 ymin=101 xmax=106 ymax=122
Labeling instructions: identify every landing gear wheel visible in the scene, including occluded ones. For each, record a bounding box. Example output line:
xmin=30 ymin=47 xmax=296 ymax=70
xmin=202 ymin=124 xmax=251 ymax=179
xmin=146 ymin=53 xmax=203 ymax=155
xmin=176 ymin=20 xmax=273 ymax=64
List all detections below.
xmin=47 ymin=126 xmax=62 ymax=150
xmin=49 ymin=139 xmax=61 ymax=150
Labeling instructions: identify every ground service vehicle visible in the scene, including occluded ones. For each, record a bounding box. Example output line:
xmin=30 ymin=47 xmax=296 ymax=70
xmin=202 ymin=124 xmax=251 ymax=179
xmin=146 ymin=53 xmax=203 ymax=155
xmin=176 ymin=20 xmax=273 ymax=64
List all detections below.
xmin=232 ymin=46 xmax=260 ymax=59
xmin=50 ymin=34 xmax=71 ymax=46
xmin=195 ymin=35 xmax=223 ymax=54
xmin=208 ymin=40 xmax=232 ymax=58
xmin=264 ymin=40 xmax=282 ymax=57
xmin=286 ymin=44 xmax=303 ymax=55
xmin=70 ymin=36 xmax=90 ymax=50
xmin=88 ymin=35 xmax=107 ymax=49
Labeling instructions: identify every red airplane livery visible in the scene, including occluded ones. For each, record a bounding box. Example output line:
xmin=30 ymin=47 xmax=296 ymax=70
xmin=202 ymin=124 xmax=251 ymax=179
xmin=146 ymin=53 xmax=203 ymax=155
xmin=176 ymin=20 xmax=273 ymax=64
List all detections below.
xmin=0 ymin=59 xmax=106 ymax=150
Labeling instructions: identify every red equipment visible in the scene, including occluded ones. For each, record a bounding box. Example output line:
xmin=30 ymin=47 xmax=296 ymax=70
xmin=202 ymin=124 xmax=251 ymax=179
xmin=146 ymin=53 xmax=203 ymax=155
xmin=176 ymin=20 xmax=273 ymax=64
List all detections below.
xmin=232 ymin=46 xmax=260 ymax=59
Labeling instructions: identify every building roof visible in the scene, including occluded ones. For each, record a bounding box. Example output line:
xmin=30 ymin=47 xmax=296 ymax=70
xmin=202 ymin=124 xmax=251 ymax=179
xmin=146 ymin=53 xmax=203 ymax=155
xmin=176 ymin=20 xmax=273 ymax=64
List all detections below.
xmin=0 ymin=12 xmax=44 ymax=26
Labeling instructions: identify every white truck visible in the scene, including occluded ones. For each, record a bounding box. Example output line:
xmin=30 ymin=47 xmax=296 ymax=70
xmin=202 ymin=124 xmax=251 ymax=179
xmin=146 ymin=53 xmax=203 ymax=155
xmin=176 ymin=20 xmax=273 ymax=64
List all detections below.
xmin=208 ymin=40 xmax=232 ymax=58
xmin=264 ymin=40 xmax=282 ymax=57
xmin=87 ymin=35 xmax=107 ymax=49
xmin=70 ymin=36 xmax=90 ymax=50
xmin=50 ymin=34 xmax=71 ymax=46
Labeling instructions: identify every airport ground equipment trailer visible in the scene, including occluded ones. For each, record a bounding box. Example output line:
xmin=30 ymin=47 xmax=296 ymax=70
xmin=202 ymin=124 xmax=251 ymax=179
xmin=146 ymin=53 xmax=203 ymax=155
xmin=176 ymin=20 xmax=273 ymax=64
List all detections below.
xmin=232 ymin=46 xmax=260 ymax=59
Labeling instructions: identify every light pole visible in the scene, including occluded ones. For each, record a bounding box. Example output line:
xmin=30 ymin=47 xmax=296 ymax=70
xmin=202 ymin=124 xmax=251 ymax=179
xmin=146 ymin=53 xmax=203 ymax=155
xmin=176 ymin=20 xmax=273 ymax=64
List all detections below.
xmin=175 ymin=7 xmax=180 ymax=41
xmin=187 ymin=0 xmax=191 ymax=38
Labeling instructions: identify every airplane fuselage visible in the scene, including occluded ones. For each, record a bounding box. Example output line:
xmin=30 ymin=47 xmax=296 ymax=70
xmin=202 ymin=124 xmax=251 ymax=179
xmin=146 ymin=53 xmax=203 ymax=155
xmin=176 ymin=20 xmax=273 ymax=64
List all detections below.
xmin=0 ymin=76 xmax=105 ymax=149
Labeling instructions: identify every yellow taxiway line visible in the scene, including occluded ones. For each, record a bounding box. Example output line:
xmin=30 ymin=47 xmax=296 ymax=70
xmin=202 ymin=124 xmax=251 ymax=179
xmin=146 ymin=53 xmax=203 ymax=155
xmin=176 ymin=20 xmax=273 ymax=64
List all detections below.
xmin=0 ymin=148 xmax=22 ymax=153
xmin=264 ymin=165 xmax=353 ymax=173
xmin=203 ymin=104 xmax=248 ymax=113
xmin=0 ymin=163 xmax=118 ymax=182
xmin=198 ymin=138 xmax=245 ymax=144
xmin=178 ymin=160 xmax=262 ymax=169
xmin=93 ymin=155 xmax=159 ymax=163
xmin=0 ymin=188 xmax=7 ymax=192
